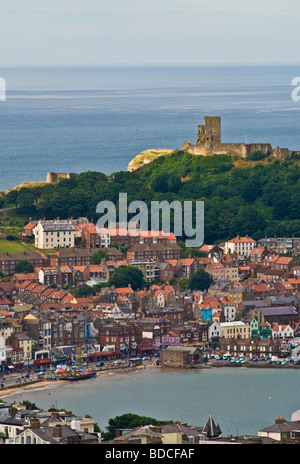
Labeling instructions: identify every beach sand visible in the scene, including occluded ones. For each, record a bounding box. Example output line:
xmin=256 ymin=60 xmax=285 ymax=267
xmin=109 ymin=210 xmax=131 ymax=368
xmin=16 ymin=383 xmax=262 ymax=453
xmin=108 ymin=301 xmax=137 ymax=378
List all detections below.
xmin=0 ymin=363 xmax=157 ymax=398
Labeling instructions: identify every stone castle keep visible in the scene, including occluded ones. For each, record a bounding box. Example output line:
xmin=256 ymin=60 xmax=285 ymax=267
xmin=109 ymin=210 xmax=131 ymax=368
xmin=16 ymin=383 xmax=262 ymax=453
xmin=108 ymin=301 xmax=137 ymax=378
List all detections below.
xmin=46 ymin=172 xmax=78 ymax=183
xmin=182 ymin=116 xmax=297 ymax=159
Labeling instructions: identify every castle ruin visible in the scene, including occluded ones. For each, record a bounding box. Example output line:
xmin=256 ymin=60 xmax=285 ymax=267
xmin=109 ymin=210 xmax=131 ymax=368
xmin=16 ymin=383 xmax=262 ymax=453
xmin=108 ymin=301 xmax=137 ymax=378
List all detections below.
xmin=46 ymin=172 xmax=78 ymax=183
xmin=182 ymin=116 xmax=295 ymax=159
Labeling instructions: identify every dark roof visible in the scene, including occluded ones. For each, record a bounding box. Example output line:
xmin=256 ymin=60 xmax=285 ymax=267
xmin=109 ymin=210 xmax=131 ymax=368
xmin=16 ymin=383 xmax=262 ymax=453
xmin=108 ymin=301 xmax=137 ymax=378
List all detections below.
xmin=29 ymin=424 xmax=78 ymax=444
xmin=54 ymin=249 xmax=92 ymax=257
xmin=113 ymin=423 xmax=205 ymax=441
xmin=0 ymin=251 xmax=45 ymax=261
xmin=128 ymin=243 xmax=182 ymax=252
xmin=0 ymin=415 xmax=26 ymax=426
xmin=240 ymin=300 xmax=269 ymax=307
xmin=163 ymin=346 xmax=201 ymax=354
xmin=260 ymin=306 xmax=298 ymax=316
xmin=259 ymin=420 xmax=300 ymax=433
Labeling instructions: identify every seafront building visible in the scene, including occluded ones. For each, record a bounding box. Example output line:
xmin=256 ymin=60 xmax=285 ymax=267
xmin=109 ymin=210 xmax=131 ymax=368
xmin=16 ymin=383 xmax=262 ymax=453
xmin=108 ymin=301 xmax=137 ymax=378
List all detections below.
xmin=220 ymin=321 xmax=251 ymax=339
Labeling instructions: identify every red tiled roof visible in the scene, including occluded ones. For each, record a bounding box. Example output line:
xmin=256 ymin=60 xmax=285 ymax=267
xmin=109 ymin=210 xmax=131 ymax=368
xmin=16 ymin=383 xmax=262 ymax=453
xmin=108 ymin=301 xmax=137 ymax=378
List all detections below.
xmin=23 ymin=223 xmax=36 ymax=230
xmin=180 ymin=258 xmax=196 ymax=266
xmin=199 ymin=245 xmax=214 ymax=252
xmin=275 ymin=257 xmax=293 ymax=264
xmin=227 ymin=236 xmax=256 ymax=243
xmin=250 ymin=248 xmax=265 ymax=254
xmin=115 ymin=287 xmax=134 ymax=293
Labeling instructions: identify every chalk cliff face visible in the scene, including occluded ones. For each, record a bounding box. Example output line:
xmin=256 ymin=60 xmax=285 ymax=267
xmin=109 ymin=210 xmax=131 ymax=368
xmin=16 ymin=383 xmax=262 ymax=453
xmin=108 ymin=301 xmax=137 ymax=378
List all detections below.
xmin=127 ymin=149 xmax=174 ymax=172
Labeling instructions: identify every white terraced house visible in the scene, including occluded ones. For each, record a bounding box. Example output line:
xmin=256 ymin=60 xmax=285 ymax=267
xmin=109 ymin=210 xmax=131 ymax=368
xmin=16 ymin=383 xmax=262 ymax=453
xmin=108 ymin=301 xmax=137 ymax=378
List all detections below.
xmin=224 ymin=235 xmax=256 ymax=256
xmin=34 ymin=220 xmax=76 ymax=249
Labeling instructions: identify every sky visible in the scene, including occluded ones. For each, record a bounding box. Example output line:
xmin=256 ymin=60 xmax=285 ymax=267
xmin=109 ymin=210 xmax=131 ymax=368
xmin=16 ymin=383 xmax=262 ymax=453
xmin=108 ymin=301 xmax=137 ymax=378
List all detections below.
xmin=1 ymin=0 xmax=300 ymax=66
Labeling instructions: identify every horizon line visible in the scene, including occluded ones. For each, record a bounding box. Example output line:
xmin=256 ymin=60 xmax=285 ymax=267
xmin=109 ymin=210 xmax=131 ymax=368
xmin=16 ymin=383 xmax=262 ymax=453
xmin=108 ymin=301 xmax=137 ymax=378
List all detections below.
xmin=1 ymin=61 xmax=300 ymax=68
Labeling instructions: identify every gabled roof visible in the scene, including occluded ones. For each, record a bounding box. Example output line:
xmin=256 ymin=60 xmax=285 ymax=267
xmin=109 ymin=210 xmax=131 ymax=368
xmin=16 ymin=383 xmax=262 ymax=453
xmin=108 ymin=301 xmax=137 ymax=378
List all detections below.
xmin=250 ymin=247 xmax=266 ymax=254
xmin=180 ymin=258 xmax=197 ymax=266
xmin=259 ymin=420 xmax=300 ymax=434
xmin=275 ymin=256 xmax=294 ymax=264
xmin=23 ymin=223 xmax=36 ymax=230
xmin=226 ymin=236 xmax=256 ymax=244
xmin=115 ymin=287 xmax=134 ymax=294
xmin=260 ymin=306 xmax=298 ymax=316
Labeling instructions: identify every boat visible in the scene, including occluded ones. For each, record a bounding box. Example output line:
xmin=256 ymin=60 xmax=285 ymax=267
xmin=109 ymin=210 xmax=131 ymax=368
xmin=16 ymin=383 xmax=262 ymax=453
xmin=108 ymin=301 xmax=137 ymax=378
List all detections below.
xmin=63 ymin=371 xmax=97 ymax=381
xmin=56 ymin=365 xmax=97 ymax=381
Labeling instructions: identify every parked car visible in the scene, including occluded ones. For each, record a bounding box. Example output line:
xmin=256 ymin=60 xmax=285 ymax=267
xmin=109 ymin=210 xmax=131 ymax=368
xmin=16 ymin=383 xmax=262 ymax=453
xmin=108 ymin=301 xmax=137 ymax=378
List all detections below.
xmin=34 ymin=368 xmax=45 ymax=373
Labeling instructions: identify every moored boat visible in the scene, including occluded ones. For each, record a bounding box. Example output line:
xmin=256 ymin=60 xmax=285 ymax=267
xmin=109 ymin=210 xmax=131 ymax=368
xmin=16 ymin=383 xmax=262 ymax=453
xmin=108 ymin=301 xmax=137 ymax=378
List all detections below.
xmin=55 ymin=365 xmax=97 ymax=381
xmin=63 ymin=371 xmax=97 ymax=381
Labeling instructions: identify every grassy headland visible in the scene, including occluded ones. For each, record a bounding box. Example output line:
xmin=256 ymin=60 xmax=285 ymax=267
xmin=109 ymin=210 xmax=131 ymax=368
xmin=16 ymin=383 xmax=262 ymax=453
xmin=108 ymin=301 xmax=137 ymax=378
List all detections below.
xmin=0 ymin=150 xmax=299 ymax=244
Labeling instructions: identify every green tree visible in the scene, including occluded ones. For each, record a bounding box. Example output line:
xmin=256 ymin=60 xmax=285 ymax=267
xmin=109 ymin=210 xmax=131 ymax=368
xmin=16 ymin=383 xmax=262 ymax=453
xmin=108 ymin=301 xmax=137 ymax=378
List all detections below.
xmin=102 ymin=413 xmax=172 ymax=441
xmin=76 ymin=284 xmax=96 ymax=297
xmin=178 ymin=279 xmax=189 ymax=291
xmin=108 ymin=266 xmax=145 ymax=291
xmin=15 ymin=260 xmax=34 ymax=274
xmin=16 ymin=190 xmax=35 ymax=218
xmin=151 ymin=173 xmax=170 ymax=193
xmin=188 ymin=268 xmax=214 ymax=291
xmin=92 ymin=250 xmax=109 ymax=264
xmin=229 ymin=205 xmax=266 ymax=237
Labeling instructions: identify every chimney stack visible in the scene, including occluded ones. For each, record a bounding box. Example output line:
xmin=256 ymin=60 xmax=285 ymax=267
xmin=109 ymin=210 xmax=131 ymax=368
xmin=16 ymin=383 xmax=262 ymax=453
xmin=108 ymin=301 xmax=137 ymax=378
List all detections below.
xmin=30 ymin=418 xmax=41 ymax=429
xmin=53 ymin=424 xmax=63 ymax=438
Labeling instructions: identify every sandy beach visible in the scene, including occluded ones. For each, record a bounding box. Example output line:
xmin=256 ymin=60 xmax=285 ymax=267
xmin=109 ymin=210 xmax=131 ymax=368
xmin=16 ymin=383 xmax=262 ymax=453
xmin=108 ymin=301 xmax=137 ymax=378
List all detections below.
xmin=0 ymin=380 xmax=59 ymax=397
xmin=0 ymin=363 xmax=157 ymax=399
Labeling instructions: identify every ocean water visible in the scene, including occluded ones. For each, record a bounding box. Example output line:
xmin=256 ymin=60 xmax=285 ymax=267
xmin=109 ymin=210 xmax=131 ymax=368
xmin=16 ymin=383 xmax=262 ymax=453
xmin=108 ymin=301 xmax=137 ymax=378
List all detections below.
xmin=3 ymin=367 xmax=300 ymax=437
xmin=0 ymin=65 xmax=300 ymax=191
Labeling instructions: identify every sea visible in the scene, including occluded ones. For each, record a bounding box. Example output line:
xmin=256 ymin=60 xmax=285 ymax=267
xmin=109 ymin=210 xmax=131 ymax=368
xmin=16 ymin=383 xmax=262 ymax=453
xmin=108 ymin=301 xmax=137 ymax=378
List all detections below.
xmin=3 ymin=366 xmax=300 ymax=437
xmin=0 ymin=65 xmax=300 ymax=191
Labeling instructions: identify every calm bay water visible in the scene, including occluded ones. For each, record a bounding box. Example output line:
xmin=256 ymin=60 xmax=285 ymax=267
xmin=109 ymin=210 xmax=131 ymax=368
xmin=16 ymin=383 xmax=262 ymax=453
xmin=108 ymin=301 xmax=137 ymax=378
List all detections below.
xmin=0 ymin=65 xmax=300 ymax=191
xmin=3 ymin=367 xmax=300 ymax=436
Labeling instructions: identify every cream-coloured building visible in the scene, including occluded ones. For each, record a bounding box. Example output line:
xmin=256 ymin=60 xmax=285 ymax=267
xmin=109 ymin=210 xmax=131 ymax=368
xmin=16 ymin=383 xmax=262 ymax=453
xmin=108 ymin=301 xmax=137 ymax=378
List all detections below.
xmin=34 ymin=220 xmax=75 ymax=249
xmin=224 ymin=266 xmax=239 ymax=282
xmin=0 ymin=336 xmax=6 ymax=366
xmin=220 ymin=321 xmax=251 ymax=339
xmin=224 ymin=235 xmax=256 ymax=256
